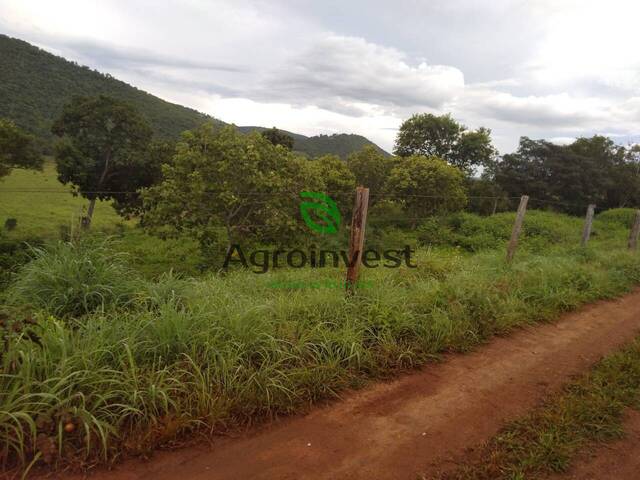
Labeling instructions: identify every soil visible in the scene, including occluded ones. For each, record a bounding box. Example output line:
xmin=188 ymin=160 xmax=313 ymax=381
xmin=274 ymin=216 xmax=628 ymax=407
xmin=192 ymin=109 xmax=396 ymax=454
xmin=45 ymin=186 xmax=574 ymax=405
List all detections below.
xmin=30 ymin=290 xmax=640 ymax=480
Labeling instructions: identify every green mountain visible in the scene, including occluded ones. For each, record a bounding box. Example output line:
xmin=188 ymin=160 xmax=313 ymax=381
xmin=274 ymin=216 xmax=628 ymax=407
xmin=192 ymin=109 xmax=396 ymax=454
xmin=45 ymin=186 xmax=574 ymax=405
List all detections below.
xmin=237 ymin=127 xmax=389 ymax=158
xmin=0 ymin=35 xmax=214 ymax=145
xmin=0 ymin=35 xmax=387 ymax=157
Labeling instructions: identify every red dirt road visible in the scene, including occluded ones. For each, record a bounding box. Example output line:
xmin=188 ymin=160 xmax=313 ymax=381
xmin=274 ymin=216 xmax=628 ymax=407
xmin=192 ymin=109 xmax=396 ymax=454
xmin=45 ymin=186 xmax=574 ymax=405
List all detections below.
xmin=56 ymin=290 xmax=640 ymax=480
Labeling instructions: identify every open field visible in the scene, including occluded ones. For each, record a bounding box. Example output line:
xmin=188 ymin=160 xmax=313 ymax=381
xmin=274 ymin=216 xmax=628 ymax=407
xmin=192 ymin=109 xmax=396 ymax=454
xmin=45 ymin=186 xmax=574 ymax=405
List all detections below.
xmin=0 ymin=161 xmax=124 ymax=238
xmin=0 ymin=162 xmax=202 ymax=278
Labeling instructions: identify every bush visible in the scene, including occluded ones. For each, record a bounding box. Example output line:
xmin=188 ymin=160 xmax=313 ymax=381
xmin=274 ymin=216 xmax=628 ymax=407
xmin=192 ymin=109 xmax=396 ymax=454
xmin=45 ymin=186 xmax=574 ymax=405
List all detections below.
xmin=9 ymin=239 xmax=140 ymax=316
xmin=417 ymin=211 xmax=582 ymax=252
xmin=597 ymin=208 xmax=639 ymax=228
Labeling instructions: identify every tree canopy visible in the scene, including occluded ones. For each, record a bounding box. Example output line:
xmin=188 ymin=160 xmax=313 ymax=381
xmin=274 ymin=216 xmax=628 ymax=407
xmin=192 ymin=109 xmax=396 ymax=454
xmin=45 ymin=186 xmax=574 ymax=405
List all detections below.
xmin=346 ymin=145 xmax=395 ymax=205
xmin=394 ymin=113 xmax=496 ymax=173
xmin=490 ymin=135 xmax=638 ymax=214
xmin=385 ymin=155 xmax=468 ymax=222
xmin=0 ymin=118 xmax=42 ymax=178
xmin=142 ymin=124 xmax=326 ymax=265
xmin=52 ymin=95 xmax=153 ymax=226
xmin=261 ymin=127 xmax=295 ymax=150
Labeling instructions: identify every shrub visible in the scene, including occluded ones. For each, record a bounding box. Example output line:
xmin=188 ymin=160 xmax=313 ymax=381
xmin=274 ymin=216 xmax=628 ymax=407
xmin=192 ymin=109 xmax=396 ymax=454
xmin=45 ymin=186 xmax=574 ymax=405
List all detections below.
xmin=417 ymin=211 xmax=582 ymax=252
xmin=9 ymin=239 xmax=140 ymax=316
xmin=597 ymin=208 xmax=639 ymax=228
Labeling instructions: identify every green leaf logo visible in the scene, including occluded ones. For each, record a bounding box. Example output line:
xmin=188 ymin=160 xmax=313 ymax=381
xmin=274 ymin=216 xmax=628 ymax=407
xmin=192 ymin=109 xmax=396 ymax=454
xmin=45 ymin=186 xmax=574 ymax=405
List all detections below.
xmin=300 ymin=192 xmax=341 ymax=234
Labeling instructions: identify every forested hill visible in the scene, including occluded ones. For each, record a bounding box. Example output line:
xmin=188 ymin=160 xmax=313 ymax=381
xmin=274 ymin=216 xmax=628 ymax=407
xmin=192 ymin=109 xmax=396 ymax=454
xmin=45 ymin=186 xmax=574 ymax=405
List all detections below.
xmin=0 ymin=35 xmax=387 ymax=157
xmin=238 ymin=127 xmax=389 ymax=157
xmin=0 ymin=35 xmax=214 ymax=144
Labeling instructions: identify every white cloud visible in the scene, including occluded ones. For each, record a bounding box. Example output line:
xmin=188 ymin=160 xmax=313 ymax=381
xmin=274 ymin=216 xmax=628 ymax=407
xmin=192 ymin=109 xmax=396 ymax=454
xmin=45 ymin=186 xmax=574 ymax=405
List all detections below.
xmin=255 ymin=35 xmax=465 ymax=113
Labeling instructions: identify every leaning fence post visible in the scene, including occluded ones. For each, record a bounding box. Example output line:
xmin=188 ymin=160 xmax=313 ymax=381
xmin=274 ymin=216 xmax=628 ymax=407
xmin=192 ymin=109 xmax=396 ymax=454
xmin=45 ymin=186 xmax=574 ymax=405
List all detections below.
xmin=346 ymin=186 xmax=370 ymax=294
xmin=506 ymin=195 xmax=529 ymax=263
xmin=629 ymin=210 xmax=640 ymax=250
xmin=581 ymin=204 xmax=596 ymax=247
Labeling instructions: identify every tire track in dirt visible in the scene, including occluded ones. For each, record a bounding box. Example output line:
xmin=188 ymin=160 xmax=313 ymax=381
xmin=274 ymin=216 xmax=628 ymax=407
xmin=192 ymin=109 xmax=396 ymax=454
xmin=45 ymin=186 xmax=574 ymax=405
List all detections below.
xmin=57 ymin=290 xmax=640 ymax=480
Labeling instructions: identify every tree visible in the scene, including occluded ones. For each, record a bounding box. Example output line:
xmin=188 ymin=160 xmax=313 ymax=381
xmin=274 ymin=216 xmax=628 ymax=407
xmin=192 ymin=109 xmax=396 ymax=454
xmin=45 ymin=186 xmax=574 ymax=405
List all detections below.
xmin=491 ymin=136 xmax=632 ymax=214
xmin=310 ymin=154 xmax=356 ymax=216
xmin=142 ymin=124 xmax=323 ymax=265
xmin=52 ymin=95 xmax=153 ymax=227
xmin=110 ymin=140 xmax=175 ymax=218
xmin=261 ymin=127 xmax=294 ymax=150
xmin=346 ymin=145 xmax=395 ymax=205
xmin=465 ymin=177 xmax=509 ymax=215
xmin=393 ymin=113 xmax=496 ymax=173
xmin=614 ymin=145 xmax=640 ymax=208
xmin=0 ymin=118 xmax=43 ymax=178
xmin=385 ymin=155 xmax=467 ymax=225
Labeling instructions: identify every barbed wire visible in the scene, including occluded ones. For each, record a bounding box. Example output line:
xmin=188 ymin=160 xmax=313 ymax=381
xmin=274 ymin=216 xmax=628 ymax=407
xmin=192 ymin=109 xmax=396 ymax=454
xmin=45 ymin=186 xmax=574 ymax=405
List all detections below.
xmin=0 ymin=188 xmax=585 ymax=204
xmin=0 ymin=189 xmax=633 ymax=218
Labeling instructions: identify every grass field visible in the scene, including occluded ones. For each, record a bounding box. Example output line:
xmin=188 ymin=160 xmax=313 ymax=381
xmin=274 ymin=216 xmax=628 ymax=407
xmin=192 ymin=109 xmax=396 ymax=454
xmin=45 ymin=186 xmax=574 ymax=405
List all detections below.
xmin=0 ymin=162 xmax=125 ymax=238
xmin=0 ymin=163 xmax=202 ymax=277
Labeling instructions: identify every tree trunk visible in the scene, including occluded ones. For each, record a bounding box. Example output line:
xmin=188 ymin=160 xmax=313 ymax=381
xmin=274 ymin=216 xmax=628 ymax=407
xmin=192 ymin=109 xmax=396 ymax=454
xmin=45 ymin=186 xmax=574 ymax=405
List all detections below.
xmin=82 ymin=196 xmax=97 ymax=229
xmin=82 ymin=150 xmax=111 ymax=230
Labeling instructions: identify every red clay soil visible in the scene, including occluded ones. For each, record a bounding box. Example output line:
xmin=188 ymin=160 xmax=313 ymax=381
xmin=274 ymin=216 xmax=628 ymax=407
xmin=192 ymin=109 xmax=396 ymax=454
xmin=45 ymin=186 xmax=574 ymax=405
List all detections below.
xmin=41 ymin=290 xmax=640 ymax=480
xmin=548 ymin=408 xmax=640 ymax=480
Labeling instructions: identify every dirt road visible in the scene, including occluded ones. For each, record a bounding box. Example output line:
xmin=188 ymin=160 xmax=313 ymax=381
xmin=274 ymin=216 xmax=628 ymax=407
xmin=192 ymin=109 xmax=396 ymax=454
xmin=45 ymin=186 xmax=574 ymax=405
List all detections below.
xmin=59 ymin=290 xmax=640 ymax=480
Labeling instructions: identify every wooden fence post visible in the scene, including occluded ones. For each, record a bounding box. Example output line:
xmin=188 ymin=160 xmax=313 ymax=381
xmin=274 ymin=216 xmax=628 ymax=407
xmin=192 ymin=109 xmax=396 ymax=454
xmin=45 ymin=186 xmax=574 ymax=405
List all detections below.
xmin=346 ymin=186 xmax=370 ymax=294
xmin=506 ymin=195 xmax=529 ymax=263
xmin=629 ymin=210 xmax=640 ymax=250
xmin=581 ymin=204 xmax=596 ymax=247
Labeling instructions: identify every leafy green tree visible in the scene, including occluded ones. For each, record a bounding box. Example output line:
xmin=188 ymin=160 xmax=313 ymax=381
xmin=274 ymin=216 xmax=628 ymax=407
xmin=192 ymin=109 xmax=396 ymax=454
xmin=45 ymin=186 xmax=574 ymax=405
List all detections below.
xmin=261 ymin=127 xmax=295 ymax=150
xmin=394 ymin=113 xmax=496 ymax=173
xmin=346 ymin=145 xmax=395 ymax=205
xmin=492 ymin=136 xmax=632 ymax=214
xmin=142 ymin=124 xmax=323 ymax=264
xmin=310 ymin=154 xmax=356 ymax=215
xmin=465 ymin=177 xmax=509 ymax=215
xmin=110 ymin=140 xmax=175 ymax=218
xmin=614 ymin=145 xmax=640 ymax=208
xmin=52 ymin=95 xmax=153 ymax=227
xmin=386 ymin=155 xmax=467 ymax=225
xmin=0 ymin=118 xmax=42 ymax=178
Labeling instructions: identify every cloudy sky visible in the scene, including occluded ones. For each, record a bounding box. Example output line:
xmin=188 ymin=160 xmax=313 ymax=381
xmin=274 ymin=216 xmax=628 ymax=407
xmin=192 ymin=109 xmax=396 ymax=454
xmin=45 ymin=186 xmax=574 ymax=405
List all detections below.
xmin=1 ymin=0 xmax=639 ymax=153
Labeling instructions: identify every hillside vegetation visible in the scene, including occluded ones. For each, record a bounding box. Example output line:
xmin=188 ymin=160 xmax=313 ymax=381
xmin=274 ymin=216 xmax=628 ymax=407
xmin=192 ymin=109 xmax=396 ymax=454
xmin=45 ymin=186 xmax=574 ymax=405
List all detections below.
xmin=0 ymin=35 xmax=213 ymax=145
xmin=0 ymin=35 xmax=386 ymax=157
xmin=239 ymin=126 xmax=389 ymax=157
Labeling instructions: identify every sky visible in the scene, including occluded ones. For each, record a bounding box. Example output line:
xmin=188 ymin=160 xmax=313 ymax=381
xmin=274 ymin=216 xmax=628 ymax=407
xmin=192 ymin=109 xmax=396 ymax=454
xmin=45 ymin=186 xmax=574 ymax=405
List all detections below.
xmin=1 ymin=0 xmax=639 ymax=153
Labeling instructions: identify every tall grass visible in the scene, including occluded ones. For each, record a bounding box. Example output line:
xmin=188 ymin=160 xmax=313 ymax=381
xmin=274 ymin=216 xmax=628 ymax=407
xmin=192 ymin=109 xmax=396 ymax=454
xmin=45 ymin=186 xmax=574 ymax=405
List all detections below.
xmin=2 ymin=233 xmax=640 ymax=471
xmin=7 ymin=239 xmax=140 ymax=317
